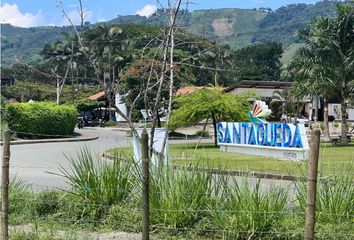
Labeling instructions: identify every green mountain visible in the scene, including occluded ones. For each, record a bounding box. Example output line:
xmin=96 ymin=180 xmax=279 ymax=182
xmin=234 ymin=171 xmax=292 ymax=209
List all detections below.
xmin=252 ymin=1 xmax=339 ymax=46
xmin=109 ymin=8 xmax=267 ymax=49
xmin=0 ymin=1 xmax=350 ymax=67
xmin=1 ymin=24 xmax=73 ymax=66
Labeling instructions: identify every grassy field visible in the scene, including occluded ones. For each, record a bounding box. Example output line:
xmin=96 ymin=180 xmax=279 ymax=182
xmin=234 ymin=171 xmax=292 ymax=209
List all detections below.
xmin=109 ymin=142 xmax=354 ymax=177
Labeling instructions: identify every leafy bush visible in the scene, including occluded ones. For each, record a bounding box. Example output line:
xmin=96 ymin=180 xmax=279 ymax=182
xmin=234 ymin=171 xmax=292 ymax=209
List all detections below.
xmin=105 ymin=120 xmax=117 ymax=127
xmin=196 ymin=130 xmax=210 ymax=137
xmin=4 ymin=102 xmax=77 ymax=137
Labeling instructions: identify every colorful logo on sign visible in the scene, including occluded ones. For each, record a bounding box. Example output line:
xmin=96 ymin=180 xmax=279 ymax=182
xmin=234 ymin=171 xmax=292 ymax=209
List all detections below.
xmin=248 ymin=100 xmax=272 ymax=124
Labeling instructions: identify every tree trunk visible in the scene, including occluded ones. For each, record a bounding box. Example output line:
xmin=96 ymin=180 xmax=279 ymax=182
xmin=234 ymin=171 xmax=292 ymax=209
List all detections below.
xmin=314 ymin=96 xmax=318 ymax=123
xmin=157 ymin=112 xmax=161 ymax=128
xmin=214 ymin=70 xmax=218 ymax=86
xmin=195 ymin=117 xmax=209 ymax=150
xmin=323 ymin=97 xmax=330 ymax=141
xmin=340 ymin=82 xmax=348 ymax=145
xmin=212 ymin=113 xmax=217 ymax=147
xmin=56 ymin=78 xmax=60 ymax=106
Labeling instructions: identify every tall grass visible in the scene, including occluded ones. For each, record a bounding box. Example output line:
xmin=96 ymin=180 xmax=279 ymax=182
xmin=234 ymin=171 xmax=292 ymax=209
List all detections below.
xmin=7 ymin=147 xmax=354 ymax=239
xmin=149 ymin=166 xmax=219 ymax=228
xmin=208 ymin=179 xmax=289 ymax=239
xmin=60 ymin=147 xmax=137 ymax=206
xmin=7 ymin=177 xmax=34 ymax=223
xmin=296 ymin=163 xmax=354 ymax=223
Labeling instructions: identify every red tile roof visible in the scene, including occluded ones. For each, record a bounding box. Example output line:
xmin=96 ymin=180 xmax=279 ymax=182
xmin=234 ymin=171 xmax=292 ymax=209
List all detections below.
xmin=176 ymin=87 xmax=199 ymax=95
xmin=88 ymin=91 xmax=105 ymax=100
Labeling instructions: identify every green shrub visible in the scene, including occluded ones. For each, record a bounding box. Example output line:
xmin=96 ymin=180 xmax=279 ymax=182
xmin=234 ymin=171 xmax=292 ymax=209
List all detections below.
xmin=196 ymin=130 xmax=210 ymax=137
xmin=105 ymin=120 xmax=117 ymax=127
xmin=4 ymin=102 xmax=77 ymax=137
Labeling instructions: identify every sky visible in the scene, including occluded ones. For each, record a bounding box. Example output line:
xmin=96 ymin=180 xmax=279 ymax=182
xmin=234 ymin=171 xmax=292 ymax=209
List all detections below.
xmin=0 ymin=0 xmax=322 ymax=28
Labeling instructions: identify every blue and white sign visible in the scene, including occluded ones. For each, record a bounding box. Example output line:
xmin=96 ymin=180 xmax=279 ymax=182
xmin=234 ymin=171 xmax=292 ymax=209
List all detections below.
xmin=217 ymin=122 xmax=309 ymax=161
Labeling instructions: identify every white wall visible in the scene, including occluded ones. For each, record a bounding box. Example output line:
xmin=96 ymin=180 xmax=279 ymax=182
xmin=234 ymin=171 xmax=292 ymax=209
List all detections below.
xmin=115 ymin=94 xmax=128 ymax=122
xmin=229 ymin=87 xmax=276 ymax=98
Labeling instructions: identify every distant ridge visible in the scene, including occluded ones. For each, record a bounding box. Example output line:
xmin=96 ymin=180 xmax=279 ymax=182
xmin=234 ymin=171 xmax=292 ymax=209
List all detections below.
xmin=1 ymin=1 xmax=351 ymax=67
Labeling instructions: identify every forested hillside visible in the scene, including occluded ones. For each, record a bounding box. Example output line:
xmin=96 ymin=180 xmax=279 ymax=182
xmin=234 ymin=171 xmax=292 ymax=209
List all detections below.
xmin=1 ymin=1 xmax=351 ymax=67
xmin=1 ymin=24 xmax=73 ymax=66
xmin=252 ymin=1 xmax=339 ymax=46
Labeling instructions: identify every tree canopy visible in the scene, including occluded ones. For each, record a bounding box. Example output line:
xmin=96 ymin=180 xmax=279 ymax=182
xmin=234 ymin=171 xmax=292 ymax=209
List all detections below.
xmin=171 ymin=88 xmax=251 ymax=146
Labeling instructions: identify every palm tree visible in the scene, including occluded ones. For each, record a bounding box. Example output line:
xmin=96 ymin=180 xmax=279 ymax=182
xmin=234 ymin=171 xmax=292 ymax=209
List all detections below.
xmin=270 ymin=89 xmax=296 ymax=118
xmin=84 ymin=25 xmax=131 ymax=119
xmin=286 ymin=47 xmax=335 ymax=141
xmin=41 ymin=33 xmax=79 ymax=105
xmin=305 ymin=4 xmax=354 ymax=144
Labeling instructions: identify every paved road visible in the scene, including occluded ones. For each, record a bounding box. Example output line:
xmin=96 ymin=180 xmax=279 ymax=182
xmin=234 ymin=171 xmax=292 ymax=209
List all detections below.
xmin=2 ymin=127 xmax=295 ymax=192
xmin=4 ymin=128 xmax=130 ymax=189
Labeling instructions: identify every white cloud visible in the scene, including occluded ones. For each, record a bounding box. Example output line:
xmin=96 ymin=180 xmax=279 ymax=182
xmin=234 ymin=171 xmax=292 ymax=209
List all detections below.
xmin=61 ymin=9 xmax=92 ymax=26
xmin=0 ymin=3 xmax=43 ymax=27
xmin=252 ymin=0 xmax=266 ymax=3
xmin=136 ymin=4 xmax=157 ymax=17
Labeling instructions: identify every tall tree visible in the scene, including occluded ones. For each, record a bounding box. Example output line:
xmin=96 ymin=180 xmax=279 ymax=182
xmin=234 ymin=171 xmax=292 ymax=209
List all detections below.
xmin=286 ymin=47 xmax=336 ymax=140
xmin=302 ymin=4 xmax=354 ymax=144
xmin=234 ymin=42 xmax=283 ymax=80
xmin=171 ymin=88 xmax=251 ymax=147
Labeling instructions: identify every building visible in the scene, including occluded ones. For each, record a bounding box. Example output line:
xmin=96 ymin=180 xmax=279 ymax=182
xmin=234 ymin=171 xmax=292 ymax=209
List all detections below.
xmin=177 ymin=80 xmax=354 ymax=122
xmin=224 ymin=80 xmax=292 ymax=98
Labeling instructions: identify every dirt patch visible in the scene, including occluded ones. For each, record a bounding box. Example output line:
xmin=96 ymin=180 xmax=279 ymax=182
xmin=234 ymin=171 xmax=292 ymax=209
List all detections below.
xmin=10 ymin=225 xmax=143 ymax=240
xmin=212 ymin=18 xmax=234 ymax=37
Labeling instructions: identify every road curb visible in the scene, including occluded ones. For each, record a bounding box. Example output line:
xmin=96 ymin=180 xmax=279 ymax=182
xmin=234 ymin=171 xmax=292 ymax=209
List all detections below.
xmin=173 ymin=166 xmax=302 ymax=181
xmin=0 ymin=135 xmax=99 ymax=146
xmin=103 ymin=153 xmax=300 ymax=181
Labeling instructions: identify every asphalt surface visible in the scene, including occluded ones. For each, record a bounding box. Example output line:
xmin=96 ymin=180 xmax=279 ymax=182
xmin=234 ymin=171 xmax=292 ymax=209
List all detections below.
xmin=4 ymin=128 xmax=130 ymax=190
xmin=1 ymin=127 xmax=295 ymax=192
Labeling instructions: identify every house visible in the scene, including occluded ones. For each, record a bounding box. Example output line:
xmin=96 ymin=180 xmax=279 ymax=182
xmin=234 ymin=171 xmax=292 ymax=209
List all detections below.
xmin=224 ymin=80 xmax=292 ymax=97
xmin=86 ymin=91 xmax=125 ymax=121
xmin=224 ymin=80 xmax=354 ymax=122
xmin=177 ymin=81 xmax=352 ymax=122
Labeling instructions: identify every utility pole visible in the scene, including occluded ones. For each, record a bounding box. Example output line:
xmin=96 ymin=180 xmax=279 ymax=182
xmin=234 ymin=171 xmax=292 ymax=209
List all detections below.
xmin=304 ymin=130 xmax=320 ymax=240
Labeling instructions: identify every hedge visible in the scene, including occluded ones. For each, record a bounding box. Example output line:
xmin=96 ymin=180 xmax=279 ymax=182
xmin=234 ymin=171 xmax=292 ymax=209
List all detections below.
xmin=4 ymin=102 xmax=77 ymax=137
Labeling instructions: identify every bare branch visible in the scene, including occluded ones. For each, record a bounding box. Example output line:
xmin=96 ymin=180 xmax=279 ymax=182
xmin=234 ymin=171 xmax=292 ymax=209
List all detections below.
xmin=78 ymin=0 xmax=84 ymax=27
xmin=56 ymin=0 xmax=84 ymax=48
